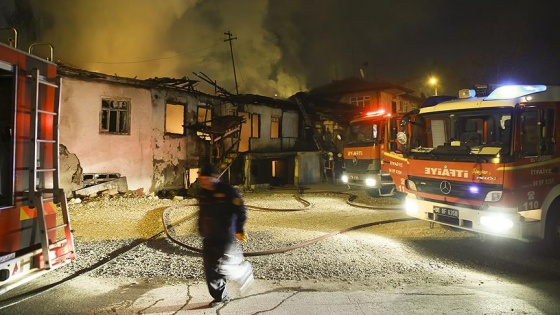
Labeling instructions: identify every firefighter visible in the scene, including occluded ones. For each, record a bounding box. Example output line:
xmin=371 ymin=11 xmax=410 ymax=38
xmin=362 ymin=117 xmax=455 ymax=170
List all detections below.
xmin=196 ymin=164 xmax=253 ymax=307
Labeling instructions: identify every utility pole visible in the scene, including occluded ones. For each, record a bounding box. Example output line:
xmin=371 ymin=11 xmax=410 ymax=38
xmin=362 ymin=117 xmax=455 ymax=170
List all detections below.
xmin=224 ymin=31 xmax=239 ymax=95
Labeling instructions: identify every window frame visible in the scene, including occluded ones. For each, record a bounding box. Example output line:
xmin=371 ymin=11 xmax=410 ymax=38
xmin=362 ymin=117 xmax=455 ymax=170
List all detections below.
xmin=270 ymin=116 xmax=281 ymax=139
xmin=251 ymin=113 xmax=260 ymax=138
xmin=100 ymin=98 xmax=131 ymax=135
xmin=349 ymin=96 xmax=371 ymax=108
xmin=165 ymin=103 xmax=185 ymax=135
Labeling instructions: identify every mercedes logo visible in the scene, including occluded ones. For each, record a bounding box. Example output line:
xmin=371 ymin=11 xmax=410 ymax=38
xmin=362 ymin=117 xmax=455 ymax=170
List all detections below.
xmin=352 ymin=156 xmax=358 ymax=166
xmin=440 ymin=181 xmax=452 ymax=194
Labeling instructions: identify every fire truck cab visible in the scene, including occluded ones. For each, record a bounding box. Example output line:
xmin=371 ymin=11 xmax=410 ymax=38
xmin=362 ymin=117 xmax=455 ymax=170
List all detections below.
xmin=341 ymin=110 xmax=404 ymax=197
xmin=400 ymin=85 xmax=560 ymax=255
xmin=0 ymin=37 xmax=75 ymax=294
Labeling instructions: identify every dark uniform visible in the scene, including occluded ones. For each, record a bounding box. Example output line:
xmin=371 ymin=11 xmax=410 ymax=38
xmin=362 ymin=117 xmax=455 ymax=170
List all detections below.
xmin=197 ymin=180 xmax=248 ymax=302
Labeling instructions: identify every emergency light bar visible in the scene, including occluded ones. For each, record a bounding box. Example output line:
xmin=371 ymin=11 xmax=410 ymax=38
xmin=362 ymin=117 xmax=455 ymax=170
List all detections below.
xmin=364 ymin=109 xmax=385 ymax=117
xmin=458 ymin=89 xmax=476 ymax=99
xmin=486 ymin=85 xmax=546 ymax=100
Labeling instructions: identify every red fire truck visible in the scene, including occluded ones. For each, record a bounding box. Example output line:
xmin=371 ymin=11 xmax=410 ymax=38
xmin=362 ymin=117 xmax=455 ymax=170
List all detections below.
xmin=341 ymin=110 xmax=406 ymax=197
xmin=382 ymin=96 xmax=459 ymax=195
xmin=0 ymin=37 xmax=75 ymax=294
xmin=400 ymin=85 xmax=560 ymax=255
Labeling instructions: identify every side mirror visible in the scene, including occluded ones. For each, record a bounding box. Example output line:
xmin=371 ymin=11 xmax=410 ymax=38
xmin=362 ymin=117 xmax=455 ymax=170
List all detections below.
xmin=400 ymin=108 xmax=420 ymax=127
xmin=400 ymin=117 xmax=409 ymax=127
xmin=397 ymin=131 xmax=407 ymax=145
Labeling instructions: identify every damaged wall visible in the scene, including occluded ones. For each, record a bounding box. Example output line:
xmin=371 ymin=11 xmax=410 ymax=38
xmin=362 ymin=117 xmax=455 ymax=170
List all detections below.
xmin=59 ymin=144 xmax=82 ymax=196
xmin=59 ymin=77 xmax=154 ymax=192
xmin=149 ymin=89 xmax=201 ymax=191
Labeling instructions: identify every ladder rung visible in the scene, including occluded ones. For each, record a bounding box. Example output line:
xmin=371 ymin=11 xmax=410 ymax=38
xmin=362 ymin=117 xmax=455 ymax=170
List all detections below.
xmin=53 ymin=251 xmax=73 ymax=260
xmin=46 ymin=223 xmax=68 ymax=233
xmin=37 ymin=138 xmax=57 ymax=143
xmin=37 ymin=109 xmax=57 ymax=115
xmin=42 ymin=196 xmax=55 ymax=202
xmin=49 ymin=254 xmax=73 ymax=268
xmin=38 ymin=79 xmax=58 ymax=88
xmin=37 ymin=168 xmax=57 ymax=172
xmin=49 ymin=240 xmax=67 ymax=249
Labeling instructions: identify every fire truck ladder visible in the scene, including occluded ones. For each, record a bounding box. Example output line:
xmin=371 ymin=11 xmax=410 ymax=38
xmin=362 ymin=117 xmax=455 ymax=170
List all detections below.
xmin=29 ymin=68 xmax=75 ymax=270
xmin=294 ymin=96 xmax=324 ymax=152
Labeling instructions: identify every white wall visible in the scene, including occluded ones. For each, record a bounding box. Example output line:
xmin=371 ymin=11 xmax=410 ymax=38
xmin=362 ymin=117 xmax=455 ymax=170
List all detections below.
xmin=59 ymin=77 xmax=154 ymax=192
xmin=245 ymin=104 xmax=279 ymax=151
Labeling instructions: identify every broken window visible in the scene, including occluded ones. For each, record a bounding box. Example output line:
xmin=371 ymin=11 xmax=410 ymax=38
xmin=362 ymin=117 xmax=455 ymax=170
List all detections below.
xmin=197 ymin=106 xmax=212 ymax=124
xmin=238 ymin=112 xmax=250 ymax=152
xmin=251 ymin=113 xmax=260 ymax=138
xmin=196 ymin=106 xmax=212 ymax=140
xmin=100 ymin=99 xmax=130 ymax=135
xmin=271 ymin=116 xmax=281 ymax=138
xmin=165 ymin=103 xmax=184 ymax=135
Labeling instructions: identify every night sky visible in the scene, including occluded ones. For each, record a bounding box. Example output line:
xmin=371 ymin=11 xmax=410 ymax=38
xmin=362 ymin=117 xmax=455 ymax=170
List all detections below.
xmin=1 ymin=0 xmax=558 ymax=97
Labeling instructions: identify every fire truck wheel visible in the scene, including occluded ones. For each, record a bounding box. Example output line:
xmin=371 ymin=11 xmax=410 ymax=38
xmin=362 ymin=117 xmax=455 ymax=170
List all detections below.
xmin=544 ymin=208 xmax=560 ymax=258
xmin=366 ymin=189 xmax=380 ymax=197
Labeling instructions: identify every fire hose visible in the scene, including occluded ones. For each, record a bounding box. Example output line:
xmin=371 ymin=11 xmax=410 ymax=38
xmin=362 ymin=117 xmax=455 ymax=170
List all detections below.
xmin=162 ymin=191 xmax=412 ymax=256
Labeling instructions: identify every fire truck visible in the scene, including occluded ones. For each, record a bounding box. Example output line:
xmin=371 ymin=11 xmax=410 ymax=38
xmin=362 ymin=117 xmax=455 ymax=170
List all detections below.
xmin=400 ymin=85 xmax=560 ymax=255
xmin=382 ymin=96 xmax=459 ymax=195
xmin=0 ymin=35 xmax=75 ymax=294
xmin=341 ymin=110 xmax=406 ymax=197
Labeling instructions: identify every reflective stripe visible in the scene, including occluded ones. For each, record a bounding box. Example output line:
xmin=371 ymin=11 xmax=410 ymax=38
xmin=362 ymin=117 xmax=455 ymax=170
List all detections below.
xmin=19 ymin=202 xmax=57 ymax=220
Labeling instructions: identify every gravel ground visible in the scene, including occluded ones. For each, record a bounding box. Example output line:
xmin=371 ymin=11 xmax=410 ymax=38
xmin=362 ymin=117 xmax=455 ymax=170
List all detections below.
xmin=57 ymin=186 xmax=485 ymax=290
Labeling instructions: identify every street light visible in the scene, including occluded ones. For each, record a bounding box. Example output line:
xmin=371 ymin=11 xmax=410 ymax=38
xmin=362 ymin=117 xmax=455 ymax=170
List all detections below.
xmin=429 ymin=77 xmax=438 ymax=96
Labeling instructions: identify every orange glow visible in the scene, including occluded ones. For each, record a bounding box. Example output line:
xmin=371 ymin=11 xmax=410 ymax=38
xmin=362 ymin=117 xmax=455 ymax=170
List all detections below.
xmin=364 ymin=109 xmax=385 ymax=117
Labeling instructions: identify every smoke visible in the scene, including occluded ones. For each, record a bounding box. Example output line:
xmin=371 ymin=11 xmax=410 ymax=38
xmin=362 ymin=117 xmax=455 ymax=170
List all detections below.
xmin=2 ymin=0 xmax=558 ymax=97
xmin=6 ymin=0 xmax=436 ymax=97
xmin=5 ymin=0 xmax=306 ymax=97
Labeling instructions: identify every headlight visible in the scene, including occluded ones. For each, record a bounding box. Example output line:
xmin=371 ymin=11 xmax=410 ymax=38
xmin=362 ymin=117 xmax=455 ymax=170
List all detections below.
xmin=365 ymin=178 xmax=376 ymax=187
xmin=485 ymin=191 xmax=502 ymax=202
xmin=341 ymin=175 xmax=349 ymax=183
xmin=480 ymin=213 xmax=514 ymax=232
xmin=405 ymin=198 xmax=419 ymax=216
xmin=406 ymin=180 xmax=417 ymax=191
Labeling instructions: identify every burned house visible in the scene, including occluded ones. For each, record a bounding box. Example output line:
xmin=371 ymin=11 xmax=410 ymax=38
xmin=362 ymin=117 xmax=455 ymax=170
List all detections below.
xmin=57 ymin=66 xmax=217 ymax=196
xmin=187 ymin=91 xmax=357 ymax=189
xmin=56 ymin=65 xmax=359 ymax=196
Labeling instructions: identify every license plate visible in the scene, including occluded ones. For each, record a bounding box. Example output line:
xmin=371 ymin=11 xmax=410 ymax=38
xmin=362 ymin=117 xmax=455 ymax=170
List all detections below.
xmin=433 ymin=206 xmax=459 ymax=218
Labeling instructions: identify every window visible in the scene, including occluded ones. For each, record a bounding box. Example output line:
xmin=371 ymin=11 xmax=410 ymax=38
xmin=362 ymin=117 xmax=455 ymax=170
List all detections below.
xmin=197 ymin=106 xmax=211 ymax=124
xmin=271 ymin=116 xmax=281 ymax=138
xmin=251 ymin=113 xmax=260 ymax=138
xmin=0 ymin=67 xmax=15 ymax=207
xmin=347 ymin=121 xmax=379 ymax=144
xmin=541 ymin=108 xmax=555 ymax=155
xmin=100 ymin=98 xmax=130 ymax=134
xmin=349 ymin=96 xmax=371 ymax=108
xmin=238 ymin=112 xmax=250 ymax=152
xmin=521 ymin=109 xmax=539 ymax=156
xmin=165 ymin=103 xmax=184 ymax=134
xmin=196 ymin=106 xmax=212 ymax=140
